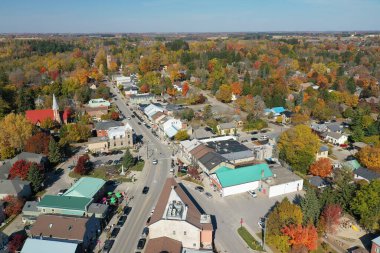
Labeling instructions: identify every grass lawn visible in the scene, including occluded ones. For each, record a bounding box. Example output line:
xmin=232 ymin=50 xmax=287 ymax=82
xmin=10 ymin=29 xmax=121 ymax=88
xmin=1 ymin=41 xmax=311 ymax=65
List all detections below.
xmin=237 ymin=226 xmax=264 ymax=251
xmin=130 ymin=160 xmax=145 ymax=171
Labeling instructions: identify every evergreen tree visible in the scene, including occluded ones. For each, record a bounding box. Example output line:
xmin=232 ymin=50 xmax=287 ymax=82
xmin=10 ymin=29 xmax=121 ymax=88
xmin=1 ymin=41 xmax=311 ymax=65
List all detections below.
xmin=346 ymin=77 xmax=356 ymax=94
xmin=27 ymin=163 xmax=44 ymax=192
xmin=16 ymin=87 xmax=35 ymax=113
xmin=122 ymin=149 xmax=135 ymax=169
xmin=301 ymin=187 xmax=321 ymax=225
xmin=48 ymin=137 xmax=61 ymax=164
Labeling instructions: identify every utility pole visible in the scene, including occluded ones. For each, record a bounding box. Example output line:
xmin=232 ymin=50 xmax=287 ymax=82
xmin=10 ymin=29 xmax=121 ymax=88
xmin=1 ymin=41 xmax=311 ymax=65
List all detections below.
xmin=262 ymin=217 xmax=268 ymax=248
xmin=146 ymin=141 xmax=149 ymax=159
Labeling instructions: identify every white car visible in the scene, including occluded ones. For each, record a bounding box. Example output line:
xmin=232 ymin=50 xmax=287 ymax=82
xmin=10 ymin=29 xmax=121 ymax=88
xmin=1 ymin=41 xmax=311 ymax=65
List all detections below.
xmin=152 ymin=159 xmax=158 ymax=165
xmin=248 ymin=190 xmax=257 ymax=198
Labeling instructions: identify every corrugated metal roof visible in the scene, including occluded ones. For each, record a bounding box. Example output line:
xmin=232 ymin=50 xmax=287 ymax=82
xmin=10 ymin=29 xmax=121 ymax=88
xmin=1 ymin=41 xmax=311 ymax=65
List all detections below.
xmin=21 ymin=238 xmax=78 ymax=253
xmin=37 ymin=195 xmax=92 ymax=211
xmin=63 ymin=177 xmax=105 ymax=199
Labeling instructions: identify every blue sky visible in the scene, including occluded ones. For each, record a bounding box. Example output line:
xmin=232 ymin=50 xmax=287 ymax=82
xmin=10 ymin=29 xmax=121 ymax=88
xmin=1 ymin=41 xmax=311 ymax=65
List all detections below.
xmin=0 ymin=0 xmax=379 ymax=33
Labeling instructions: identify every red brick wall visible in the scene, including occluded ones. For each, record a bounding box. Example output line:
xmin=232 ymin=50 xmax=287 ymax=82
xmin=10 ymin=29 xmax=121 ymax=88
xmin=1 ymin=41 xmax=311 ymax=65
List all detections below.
xmin=97 ymin=130 xmax=108 ymax=137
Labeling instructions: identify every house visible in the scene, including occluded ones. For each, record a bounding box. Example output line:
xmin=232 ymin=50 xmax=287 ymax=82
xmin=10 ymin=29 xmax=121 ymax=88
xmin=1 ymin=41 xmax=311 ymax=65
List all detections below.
xmin=343 ymin=159 xmax=361 ymax=171
xmin=316 ymin=146 xmax=329 ymax=160
xmin=162 ymin=118 xmax=183 ymax=139
xmin=210 ymin=163 xmax=273 ymax=197
xmin=144 ymin=104 xmax=164 ymax=120
xmin=279 ymin=111 xmax=294 ymax=124
xmin=114 ymin=75 xmax=131 ymax=86
xmin=371 ymin=236 xmax=380 ymax=253
xmin=323 ymin=132 xmax=348 ymax=145
xmin=129 ymin=93 xmax=155 ymax=105
xmin=190 ymin=127 xmax=216 ymax=139
xmin=63 ymin=177 xmax=105 ymax=201
xmin=264 ymin=107 xmax=286 ymax=117
xmin=26 ymin=94 xmax=70 ymax=125
xmin=22 ymin=201 xmax=39 ymax=224
xmin=21 ymin=238 xmax=79 ymax=253
xmin=216 ymin=122 xmax=237 ymax=136
xmin=352 ymin=142 xmax=368 ymax=150
xmin=165 ymin=104 xmax=184 ymax=116
xmin=37 ymin=195 xmax=93 ymax=216
xmin=0 ymin=152 xmax=48 ymax=179
xmin=29 ymin=214 xmax=100 ymax=250
xmin=309 ymin=176 xmax=329 ymax=189
xmin=88 ymin=98 xmax=110 ymax=108
xmin=124 ymin=85 xmax=139 ymax=96
xmin=83 ymin=106 xmax=108 ymax=121
xmin=0 ymin=179 xmax=32 ymax=199
xmin=354 ymin=167 xmax=380 ymax=182
xmin=147 ymin=178 xmax=213 ymax=251
xmin=94 ymin=120 xmax=124 ymax=137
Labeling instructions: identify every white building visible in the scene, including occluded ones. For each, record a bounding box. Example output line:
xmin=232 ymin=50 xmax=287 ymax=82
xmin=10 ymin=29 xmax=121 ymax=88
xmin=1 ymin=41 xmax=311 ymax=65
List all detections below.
xmin=88 ymin=98 xmax=110 ymax=108
xmin=323 ymin=132 xmax=348 ymax=145
xmin=144 ymin=104 xmax=164 ymax=120
xmin=162 ymin=118 xmax=183 ymax=138
xmin=114 ymin=75 xmax=131 ymax=86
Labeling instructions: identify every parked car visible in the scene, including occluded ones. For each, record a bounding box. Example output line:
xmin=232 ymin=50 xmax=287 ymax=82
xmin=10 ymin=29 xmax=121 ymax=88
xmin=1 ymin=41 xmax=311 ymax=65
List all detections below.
xmin=117 ymin=215 xmax=127 ymax=227
xmin=106 ymin=160 xmax=113 ymax=165
xmin=142 ymin=227 xmax=149 ymax=237
xmin=137 ymin=238 xmax=146 ymax=250
xmin=152 ymin=159 xmax=158 ymax=165
xmin=127 ymin=117 xmax=131 ymax=120
xmin=205 ymin=192 xmax=213 ymax=198
xmin=123 ymin=206 xmax=132 ymax=215
xmin=57 ymin=189 xmax=67 ymax=196
xmin=248 ymin=190 xmax=257 ymax=198
xmin=146 ymin=217 xmax=151 ymax=224
xmin=110 ymin=227 xmax=120 ymax=238
xmin=102 ymin=240 xmax=114 ymax=253
xmin=195 ymin=186 xmax=204 ymax=192
xmin=142 ymin=186 xmax=149 ymax=194
xmin=138 ymin=122 xmax=141 ymax=125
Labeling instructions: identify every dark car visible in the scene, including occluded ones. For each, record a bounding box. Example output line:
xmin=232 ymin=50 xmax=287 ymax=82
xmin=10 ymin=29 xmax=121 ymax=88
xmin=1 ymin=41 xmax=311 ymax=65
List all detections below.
xmin=106 ymin=160 xmax=113 ymax=165
xmin=195 ymin=186 xmax=204 ymax=192
xmin=110 ymin=227 xmax=120 ymax=238
xmin=117 ymin=215 xmax=127 ymax=227
xmin=142 ymin=227 xmax=149 ymax=237
xmin=137 ymin=238 xmax=146 ymax=250
xmin=57 ymin=189 xmax=67 ymax=196
xmin=132 ymin=115 xmax=136 ymax=118
xmin=123 ymin=206 xmax=132 ymax=215
xmin=138 ymin=122 xmax=142 ymax=125
xmin=142 ymin=186 xmax=149 ymax=194
xmin=102 ymin=240 xmax=114 ymax=253
xmin=146 ymin=217 xmax=151 ymax=224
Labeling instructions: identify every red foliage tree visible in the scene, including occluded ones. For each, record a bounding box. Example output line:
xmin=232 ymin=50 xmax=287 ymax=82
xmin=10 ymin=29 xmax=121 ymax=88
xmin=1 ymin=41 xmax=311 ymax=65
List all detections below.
xmin=140 ymin=84 xmax=150 ymax=93
xmin=282 ymin=224 xmax=318 ymax=251
xmin=182 ymin=82 xmax=189 ymax=96
xmin=187 ymin=166 xmax=200 ymax=180
xmin=231 ymin=82 xmax=242 ymax=95
xmin=9 ymin=160 xmax=32 ymax=180
xmin=2 ymin=195 xmax=25 ymax=217
xmin=74 ymin=154 xmax=90 ymax=175
xmin=309 ymin=158 xmax=332 ymax=178
xmin=110 ymin=111 xmax=120 ymax=121
xmin=321 ymin=204 xmax=342 ymax=233
xmin=7 ymin=234 xmax=26 ymax=253
xmin=24 ymin=132 xmax=51 ymax=155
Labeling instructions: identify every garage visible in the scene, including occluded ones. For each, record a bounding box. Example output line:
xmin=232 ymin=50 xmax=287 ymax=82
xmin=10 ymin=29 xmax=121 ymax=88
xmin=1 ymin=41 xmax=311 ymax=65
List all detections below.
xmin=210 ymin=164 xmax=273 ymax=197
xmin=265 ymin=165 xmax=304 ymax=198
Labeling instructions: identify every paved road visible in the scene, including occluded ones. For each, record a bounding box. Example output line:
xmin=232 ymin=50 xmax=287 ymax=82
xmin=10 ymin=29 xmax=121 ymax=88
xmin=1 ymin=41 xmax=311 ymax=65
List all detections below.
xmin=107 ymin=82 xmax=172 ymax=253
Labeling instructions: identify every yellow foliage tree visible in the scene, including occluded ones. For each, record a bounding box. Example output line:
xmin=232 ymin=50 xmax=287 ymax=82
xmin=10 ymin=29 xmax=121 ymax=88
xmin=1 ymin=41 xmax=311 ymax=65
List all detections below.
xmin=357 ymin=146 xmax=380 ymax=172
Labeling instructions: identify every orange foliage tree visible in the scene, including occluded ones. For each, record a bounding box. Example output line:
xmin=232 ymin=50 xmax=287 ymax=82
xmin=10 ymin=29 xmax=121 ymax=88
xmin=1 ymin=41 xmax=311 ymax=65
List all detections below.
xmin=281 ymin=224 xmax=318 ymax=251
xmin=182 ymin=82 xmax=189 ymax=96
xmin=309 ymin=158 xmax=332 ymax=178
xmin=231 ymin=82 xmax=242 ymax=95
xmin=24 ymin=132 xmax=50 ymax=155
xmin=321 ymin=204 xmax=342 ymax=234
xmin=140 ymin=84 xmax=150 ymax=93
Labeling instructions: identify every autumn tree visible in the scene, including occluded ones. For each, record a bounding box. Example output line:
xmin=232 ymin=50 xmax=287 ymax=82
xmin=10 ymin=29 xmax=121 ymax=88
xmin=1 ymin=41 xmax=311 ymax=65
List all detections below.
xmin=281 ymin=224 xmax=318 ymax=251
xmin=74 ymin=154 xmax=90 ymax=175
xmin=231 ymin=82 xmax=242 ymax=95
xmin=2 ymin=195 xmax=25 ymax=217
xmin=174 ymin=130 xmax=190 ymax=141
xmin=278 ymin=125 xmax=320 ymax=173
xmin=215 ymin=84 xmax=232 ymax=103
xmin=24 ymin=132 xmax=50 ymax=155
xmin=321 ymin=204 xmax=342 ymax=234
xmin=7 ymin=234 xmax=26 ymax=253
xmin=59 ymin=123 xmax=91 ymax=145
xmin=0 ymin=113 xmax=33 ymax=159
xmin=356 ymin=146 xmax=380 ymax=171
xmin=309 ymin=158 xmax=333 ymax=178
xmin=140 ymin=84 xmax=150 ymax=93
xmin=9 ymin=160 xmax=35 ymax=180
xmin=182 ymin=82 xmax=189 ymax=96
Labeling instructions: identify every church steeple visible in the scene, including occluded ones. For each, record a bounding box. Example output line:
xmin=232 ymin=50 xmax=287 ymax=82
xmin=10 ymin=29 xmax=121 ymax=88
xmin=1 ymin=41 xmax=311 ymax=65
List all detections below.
xmin=52 ymin=94 xmax=61 ymax=123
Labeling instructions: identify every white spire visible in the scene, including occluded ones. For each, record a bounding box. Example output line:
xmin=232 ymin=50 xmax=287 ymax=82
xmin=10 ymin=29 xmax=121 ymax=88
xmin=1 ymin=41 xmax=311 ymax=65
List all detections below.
xmin=52 ymin=94 xmax=59 ymax=111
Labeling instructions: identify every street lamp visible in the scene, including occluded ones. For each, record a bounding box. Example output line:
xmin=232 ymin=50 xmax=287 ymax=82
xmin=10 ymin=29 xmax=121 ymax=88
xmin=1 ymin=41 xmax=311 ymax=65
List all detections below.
xmin=258 ymin=217 xmax=268 ymax=248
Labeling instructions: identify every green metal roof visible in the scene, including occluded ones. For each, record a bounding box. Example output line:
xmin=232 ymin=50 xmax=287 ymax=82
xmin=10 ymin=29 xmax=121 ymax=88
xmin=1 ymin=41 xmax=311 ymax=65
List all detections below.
xmin=63 ymin=177 xmax=105 ymax=199
xmin=215 ymin=164 xmax=273 ymax=188
xmin=37 ymin=195 xmax=92 ymax=211
xmin=343 ymin=159 xmax=361 ymax=170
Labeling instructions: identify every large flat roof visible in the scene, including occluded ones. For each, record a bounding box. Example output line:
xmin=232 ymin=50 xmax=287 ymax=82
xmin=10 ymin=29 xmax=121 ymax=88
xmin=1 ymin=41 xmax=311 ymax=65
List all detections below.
xmin=38 ymin=195 xmax=92 ymax=211
xmin=21 ymin=238 xmax=78 ymax=253
xmin=63 ymin=177 xmax=105 ymax=199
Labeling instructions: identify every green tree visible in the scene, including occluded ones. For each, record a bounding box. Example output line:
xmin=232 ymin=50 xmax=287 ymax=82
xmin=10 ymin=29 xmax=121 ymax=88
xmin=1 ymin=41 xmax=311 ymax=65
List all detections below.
xmin=203 ymin=105 xmax=213 ymax=119
xmin=27 ymin=163 xmax=44 ymax=192
xmin=48 ymin=137 xmax=61 ymax=164
xmin=351 ymin=180 xmax=380 ymax=231
xmin=16 ymin=87 xmax=35 ymax=113
xmin=301 ymin=187 xmax=321 ymax=225
xmin=346 ymin=77 xmax=356 ymax=94
xmin=215 ymin=84 xmax=232 ymax=103
xmin=122 ymin=149 xmax=135 ymax=169
xmin=277 ymin=125 xmax=320 ymax=173
xmin=174 ymin=130 xmax=189 ymax=141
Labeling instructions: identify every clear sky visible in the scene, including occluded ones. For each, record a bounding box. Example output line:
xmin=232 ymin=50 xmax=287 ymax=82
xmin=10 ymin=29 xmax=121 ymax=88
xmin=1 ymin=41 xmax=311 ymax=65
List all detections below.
xmin=0 ymin=0 xmax=379 ymax=33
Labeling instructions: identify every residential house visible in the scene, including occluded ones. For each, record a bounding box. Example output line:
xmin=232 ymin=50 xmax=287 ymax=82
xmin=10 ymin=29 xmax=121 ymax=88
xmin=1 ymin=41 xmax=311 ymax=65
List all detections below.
xmin=210 ymin=163 xmax=273 ymax=197
xmin=124 ymin=85 xmax=139 ymax=96
xmin=29 ymin=214 xmax=100 ymax=250
xmin=309 ymin=176 xmax=329 ymax=189
xmin=114 ymin=75 xmax=131 ymax=86
xmin=26 ymin=94 xmax=70 ymax=125
xmin=279 ymin=111 xmax=294 ymax=124
xmin=0 ymin=152 xmax=48 ymax=180
xmin=216 ymin=122 xmax=237 ymax=136
xmin=354 ymin=167 xmax=380 ymax=182
xmin=343 ymin=159 xmax=361 ymax=171
xmin=264 ymin=107 xmax=286 ymax=117
xmin=21 ymin=238 xmax=79 ymax=253
xmin=0 ymin=179 xmax=32 ymax=199
xmin=88 ymin=98 xmax=110 ymax=108
xmin=323 ymin=132 xmax=348 ymax=145
xmin=129 ymin=93 xmax=154 ymax=105
xmin=190 ymin=127 xmax=216 ymax=140
xmin=22 ymin=201 xmax=39 ymax=224
xmin=371 ymin=236 xmax=380 ymax=253
xmin=165 ymin=104 xmax=184 ymax=116
xmin=83 ymin=106 xmax=108 ymax=122
xmin=147 ymin=178 xmax=213 ymax=251
xmin=316 ymin=146 xmax=329 ymax=160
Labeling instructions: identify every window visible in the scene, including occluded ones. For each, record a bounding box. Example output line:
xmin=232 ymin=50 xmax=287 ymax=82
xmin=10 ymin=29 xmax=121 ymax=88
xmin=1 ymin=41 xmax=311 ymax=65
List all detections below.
xmin=113 ymin=136 xmax=116 ymax=140
xmin=120 ymin=135 xmax=122 ymax=139
xmin=114 ymin=143 xmax=116 ymax=147
xmin=52 ymin=209 xmax=55 ymax=213
xmin=173 ymin=231 xmax=176 ymax=235
xmin=184 ymin=231 xmax=187 ymax=235
xmin=42 ymin=209 xmax=45 ymax=213
xmin=193 ymin=243 xmax=196 ymax=247
xmin=121 ymin=141 xmax=123 ymax=146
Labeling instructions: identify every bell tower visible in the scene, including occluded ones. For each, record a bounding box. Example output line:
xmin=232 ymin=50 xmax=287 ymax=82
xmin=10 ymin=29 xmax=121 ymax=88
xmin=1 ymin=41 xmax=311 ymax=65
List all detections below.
xmin=52 ymin=94 xmax=61 ymax=124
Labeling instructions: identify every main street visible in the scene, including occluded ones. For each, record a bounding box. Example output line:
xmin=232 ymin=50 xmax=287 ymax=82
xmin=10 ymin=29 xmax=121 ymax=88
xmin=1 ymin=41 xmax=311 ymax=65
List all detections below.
xmin=107 ymin=82 xmax=172 ymax=253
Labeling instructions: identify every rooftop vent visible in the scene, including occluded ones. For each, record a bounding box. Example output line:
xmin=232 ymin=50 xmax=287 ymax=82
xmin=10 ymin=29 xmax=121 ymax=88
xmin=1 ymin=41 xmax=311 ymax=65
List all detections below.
xmin=49 ymin=224 xmax=53 ymax=229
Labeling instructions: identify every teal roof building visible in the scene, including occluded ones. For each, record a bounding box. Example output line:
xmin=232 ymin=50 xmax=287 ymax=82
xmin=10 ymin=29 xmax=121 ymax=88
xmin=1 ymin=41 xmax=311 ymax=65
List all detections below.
xmin=37 ymin=195 xmax=92 ymax=216
xmin=63 ymin=177 xmax=106 ymax=199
